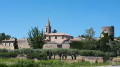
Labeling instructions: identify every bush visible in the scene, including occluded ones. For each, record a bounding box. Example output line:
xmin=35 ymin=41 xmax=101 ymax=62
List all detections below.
xmin=26 ymin=53 xmax=47 ymax=60
xmin=79 ymin=50 xmax=105 ymax=57
xmin=0 ymin=49 xmax=8 ymax=53
xmin=70 ymin=41 xmax=83 ymax=50
xmin=0 ymin=52 xmax=17 ymax=58
xmin=68 ymin=49 xmax=79 ymax=60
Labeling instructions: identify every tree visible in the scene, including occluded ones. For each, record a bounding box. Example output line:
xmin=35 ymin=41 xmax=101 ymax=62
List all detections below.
xmin=14 ymin=38 xmax=18 ymax=49
xmin=98 ymin=33 xmax=111 ymax=52
xmin=28 ymin=27 xmax=45 ymax=49
xmin=52 ymin=29 xmax=57 ymax=33
xmin=0 ymin=33 xmax=11 ymax=43
xmin=70 ymin=41 xmax=83 ymax=50
xmin=5 ymin=35 xmax=11 ymax=40
xmin=85 ymin=27 xmax=95 ymax=38
xmin=110 ymin=41 xmax=120 ymax=56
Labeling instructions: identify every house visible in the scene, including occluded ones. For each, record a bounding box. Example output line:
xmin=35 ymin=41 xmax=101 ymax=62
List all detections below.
xmin=43 ymin=19 xmax=73 ymax=49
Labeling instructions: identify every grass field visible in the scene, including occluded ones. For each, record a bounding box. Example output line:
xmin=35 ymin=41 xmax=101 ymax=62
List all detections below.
xmin=0 ymin=58 xmax=112 ymax=67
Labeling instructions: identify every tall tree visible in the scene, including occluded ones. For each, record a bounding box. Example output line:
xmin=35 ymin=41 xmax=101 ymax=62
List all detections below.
xmin=98 ymin=33 xmax=111 ymax=52
xmin=14 ymin=38 xmax=18 ymax=49
xmin=52 ymin=29 xmax=57 ymax=33
xmin=28 ymin=27 xmax=45 ymax=49
xmin=85 ymin=28 xmax=95 ymax=38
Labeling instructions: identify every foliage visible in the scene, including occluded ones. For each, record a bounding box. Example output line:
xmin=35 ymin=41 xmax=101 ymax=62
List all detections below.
xmin=0 ymin=33 xmax=11 ymax=43
xmin=70 ymin=41 xmax=83 ymax=50
xmin=14 ymin=38 xmax=19 ymax=49
xmin=0 ymin=52 xmax=17 ymax=58
xmin=52 ymin=29 xmax=57 ymax=33
xmin=85 ymin=27 xmax=95 ymax=38
xmin=27 ymin=27 xmax=45 ymax=49
xmin=68 ymin=49 xmax=79 ymax=60
xmin=70 ymin=39 xmax=98 ymax=50
xmin=98 ymin=32 xmax=112 ymax=52
xmin=79 ymin=50 xmax=105 ymax=57
xmin=0 ymin=59 xmax=112 ymax=67
xmin=110 ymin=41 xmax=120 ymax=56
xmin=26 ymin=53 xmax=47 ymax=60
xmin=0 ymin=49 xmax=8 ymax=53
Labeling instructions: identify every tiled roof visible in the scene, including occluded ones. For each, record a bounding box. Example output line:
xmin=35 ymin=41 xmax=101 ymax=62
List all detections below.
xmin=45 ymin=33 xmax=72 ymax=36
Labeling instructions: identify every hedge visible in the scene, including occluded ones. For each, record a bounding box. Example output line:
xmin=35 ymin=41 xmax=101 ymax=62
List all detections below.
xmin=26 ymin=53 xmax=47 ymax=60
xmin=0 ymin=52 xmax=17 ymax=58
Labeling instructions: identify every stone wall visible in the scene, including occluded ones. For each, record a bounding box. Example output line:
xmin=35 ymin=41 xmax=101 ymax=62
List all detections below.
xmin=82 ymin=56 xmax=103 ymax=63
xmin=0 ymin=43 xmax=14 ymax=50
xmin=101 ymin=26 xmax=114 ymax=37
xmin=62 ymin=44 xmax=70 ymax=49
xmin=43 ymin=42 xmax=70 ymax=49
xmin=17 ymin=39 xmax=30 ymax=49
xmin=43 ymin=43 xmax=58 ymax=49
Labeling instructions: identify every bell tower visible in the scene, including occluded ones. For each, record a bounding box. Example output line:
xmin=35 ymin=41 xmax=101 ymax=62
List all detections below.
xmin=45 ymin=18 xmax=51 ymax=33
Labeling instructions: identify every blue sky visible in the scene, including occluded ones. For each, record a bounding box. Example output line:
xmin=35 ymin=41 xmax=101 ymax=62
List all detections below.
xmin=0 ymin=0 xmax=120 ymax=38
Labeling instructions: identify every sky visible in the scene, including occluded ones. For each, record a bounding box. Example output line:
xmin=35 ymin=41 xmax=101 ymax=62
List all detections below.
xmin=0 ymin=0 xmax=120 ymax=38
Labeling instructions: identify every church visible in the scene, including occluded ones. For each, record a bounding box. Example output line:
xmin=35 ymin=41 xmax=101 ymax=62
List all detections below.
xmin=43 ymin=19 xmax=73 ymax=49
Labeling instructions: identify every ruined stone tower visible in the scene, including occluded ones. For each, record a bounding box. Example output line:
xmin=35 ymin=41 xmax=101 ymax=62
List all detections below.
xmin=45 ymin=19 xmax=51 ymax=33
xmin=101 ymin=26 xmax=114 ymax=38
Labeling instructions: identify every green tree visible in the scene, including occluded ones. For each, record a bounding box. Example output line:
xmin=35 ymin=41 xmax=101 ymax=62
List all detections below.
xmin=70 ymin=41 xmax=83 ymax=50
xmin=98 ymin=33 xmax=111 ymax=52
xmin=14 ymin=38 xmax=18 ymax=49
xmin=0 ymin=33 xmax=11 ymax=43
xmin=28 ymin=27 xmax=45 ymax=49
xmin=0 ymin=33 xmax=6 ymax=40
xmin=110 ymin=41 xmax=120 ymax=56
xmin=82 ymin=39 xmax=98 ymax=50
xmin=52 ymin=29 xmax=57 ymax=33
xmin=5 ymin=35 xmax=11 ymax=40
xmin=85 ymin=27 xmax=95 ymax=38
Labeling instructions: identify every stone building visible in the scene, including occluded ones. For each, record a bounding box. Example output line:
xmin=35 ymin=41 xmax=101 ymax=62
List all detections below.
xmin=43 ymin=19 xmax=73 ymax=49
xmin=0 ymin=39 xmax=30 ymax=50
xmin=101 ymin=26 xmax=114 ymax=38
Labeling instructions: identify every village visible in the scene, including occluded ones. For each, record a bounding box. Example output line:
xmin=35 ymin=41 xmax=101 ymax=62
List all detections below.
xmin=0 ymin=0 xmax=120 ymax=67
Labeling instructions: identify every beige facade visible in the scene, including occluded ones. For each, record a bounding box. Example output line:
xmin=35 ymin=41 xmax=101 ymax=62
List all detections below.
xmin=0 ymin=39 xmax=30 ymax=50
xmin=17 ymin=39 xmax=30 ymax=49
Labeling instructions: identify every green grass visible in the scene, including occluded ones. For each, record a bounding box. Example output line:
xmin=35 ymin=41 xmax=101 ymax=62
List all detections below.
xmin=0 ymin=59 xmax=114 ymax=67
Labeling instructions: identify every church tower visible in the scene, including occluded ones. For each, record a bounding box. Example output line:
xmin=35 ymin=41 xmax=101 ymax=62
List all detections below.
xmin=45 ymin=19 xmax=51 ymax=33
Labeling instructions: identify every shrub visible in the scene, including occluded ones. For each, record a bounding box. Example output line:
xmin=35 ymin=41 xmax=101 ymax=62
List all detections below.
xmin=79 ymin=50 xmax=105 ymax=57
xmin=20 ymin=48 xmax=34 ymax=54
xmin=0 ymin=49 xmax=8 ymax=53
xmin=68 ymin=49 xmax=79 ymax=60
xmin=26 ymin=53 xmax=47 ymax=60
xmin=0 ymin=52 xmax=17 ymax=58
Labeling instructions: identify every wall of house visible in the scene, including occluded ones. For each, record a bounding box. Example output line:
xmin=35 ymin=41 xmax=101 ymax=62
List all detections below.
xmin=0 ymin=43 xmax=14 ymax=50
xmin=62 ymin=44 xmax=70 ymax=49
xmin=17 ymin=39 xmax=30 ymax=49
xmin=43 ymin=43 xmax=58 ymax=49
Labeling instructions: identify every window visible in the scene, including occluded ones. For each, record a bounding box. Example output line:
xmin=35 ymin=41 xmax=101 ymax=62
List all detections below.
xmin=46 ymin=28 xmax=48 ymax=32
xmin=55 ymin=36 xmax=57 ymax=39
xmin=62 ymin=36 xmax=64 ymax=39
xmin=57 ymin=45 xmax=62 ymax=48
xmin=9 ymin=43 xmax=10 ymax=46
xmin=5 ymin=43 xmax=6 ymax=46
xmin=49 ymin=36 xmax=51 ymax=40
